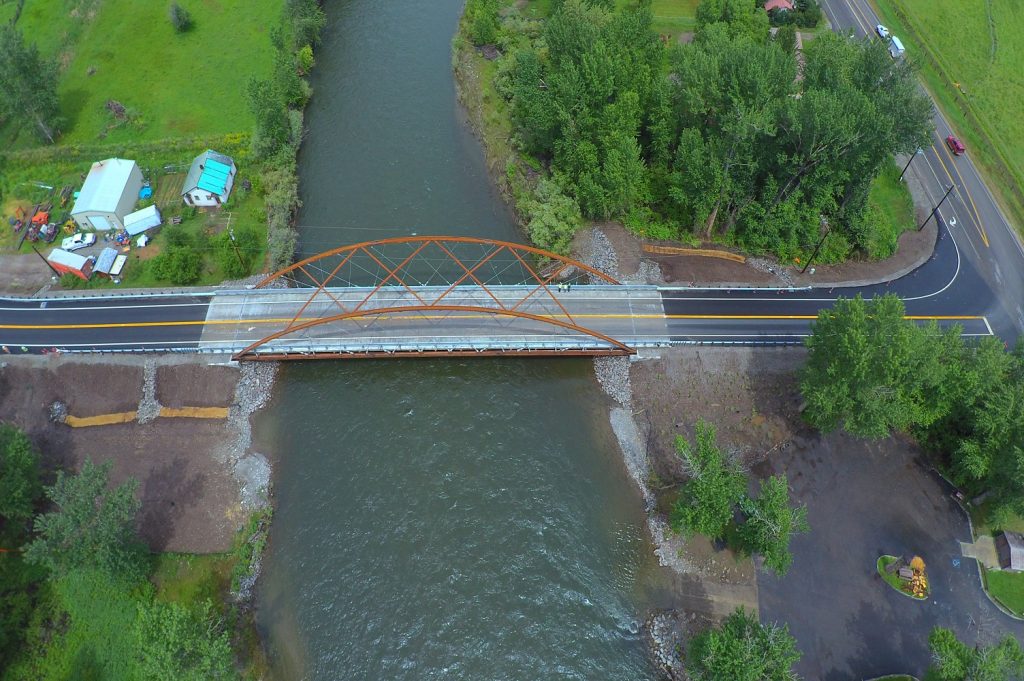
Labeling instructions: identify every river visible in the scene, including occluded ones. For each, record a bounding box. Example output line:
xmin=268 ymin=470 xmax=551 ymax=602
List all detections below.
xmin=254 ymin=1 xmax=659 ymax=678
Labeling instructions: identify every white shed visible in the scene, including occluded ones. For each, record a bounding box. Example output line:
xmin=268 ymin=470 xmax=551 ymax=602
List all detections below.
xmin=182 ymin=150 xmax=236 ymax=207
xmin=124 ymin=205 xmax=162 ymax=236
xmin=70 ymin=158 xmax=144 ymax=231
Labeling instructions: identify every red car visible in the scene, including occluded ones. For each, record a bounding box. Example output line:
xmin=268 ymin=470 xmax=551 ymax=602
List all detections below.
xmin=946 ymin=135 xmax=965 ymax=156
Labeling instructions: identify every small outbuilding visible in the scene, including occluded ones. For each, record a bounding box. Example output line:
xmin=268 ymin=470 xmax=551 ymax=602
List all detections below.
xmin=124 ymin=204 xmax=162 ymax=236
xmin=996 ymin=531 xmax=1024 ymax=572
xmin=182 ymin=150 xmax=236 ymax=207
xmin=764 ymin=0 xmax=794 ymax=11
xmin=93 ymin=247 xmax=120 ymax=278
xmin=70 ymin=158 xmax=144 ymax=232
xmin=47 ymin=249 xmax=94 ymax=281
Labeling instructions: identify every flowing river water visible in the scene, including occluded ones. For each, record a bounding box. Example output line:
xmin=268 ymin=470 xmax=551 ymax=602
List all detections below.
xmin=254 ymin=1 xmax=662 ymax=677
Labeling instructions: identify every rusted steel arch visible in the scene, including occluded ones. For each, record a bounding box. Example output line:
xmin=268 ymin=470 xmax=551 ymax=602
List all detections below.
xmin=254 ymin=236 xmax=622 ymax=289
xmin=231 ymin=305 xmax=635 ymax=361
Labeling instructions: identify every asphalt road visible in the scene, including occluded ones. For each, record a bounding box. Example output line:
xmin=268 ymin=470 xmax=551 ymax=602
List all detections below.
xmin=1 ymin=0 xmax=1022 ymax=354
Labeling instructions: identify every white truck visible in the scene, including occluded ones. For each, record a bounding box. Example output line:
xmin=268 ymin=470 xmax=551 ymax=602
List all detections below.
xmin=888 ymin=36 xmax=906 ymax=59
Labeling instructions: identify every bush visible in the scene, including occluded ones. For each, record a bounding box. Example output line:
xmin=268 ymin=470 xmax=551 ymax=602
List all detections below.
xmin=217 ymin=228 xmax=260 ymax=279
xmin=151 ymin=245 xmax=203 ymax=285
xmin=467 ymin=0 xmax=500 ymax=45
xmin=168 ymin=3 xmax=192 ymax=32
xmin=297 ymin=45 xmax=314 ymax=74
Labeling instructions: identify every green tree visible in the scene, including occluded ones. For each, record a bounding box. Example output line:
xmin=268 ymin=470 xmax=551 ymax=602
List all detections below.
xmin=216 ymin=228 xmax=260 ymax=279
xmin=738 ymin=475 xmax=808 ymax=575
xmin=687 ymin=607 xmax=801 ymax=681
xmin=0 ymin=26 xmax=62 ymax=143
xmin=168 ymin=3 xmax=193 ymax=32
xmin=136 ymin=600 xmax=237 ymax=680
xmin=24 ymin=459 xmax=146 ymax=582
xmin=801 ymin=294 xmax=959 ymax=438
xmin=151 ymin=245 xmax=203 ymax=285
xmin=467 ymin=0 xmax=501 ymax=45
xmin=670 ymin=420 xmax=747 ymax=539
xmin=0 ymin=424 xmax=41 ymax=522
xmin=928 ymin=627 xmax=1024 ymax=681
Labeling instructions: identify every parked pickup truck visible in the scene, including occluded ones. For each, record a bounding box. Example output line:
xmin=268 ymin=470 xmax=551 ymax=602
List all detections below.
xmin=61 ymin=232 xmax=96 ymax=251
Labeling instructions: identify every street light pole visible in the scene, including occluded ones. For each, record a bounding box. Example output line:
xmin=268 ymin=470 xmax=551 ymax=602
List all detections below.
xmin=228 ymin=228 xmax=245 ymax=270
xmin=899 ymin=148 xmax=924 ymax=182
xmin=919 ymin=184 xmax=955 ymax=231
xmin=800 ymin=229 xmax=829 ymax=274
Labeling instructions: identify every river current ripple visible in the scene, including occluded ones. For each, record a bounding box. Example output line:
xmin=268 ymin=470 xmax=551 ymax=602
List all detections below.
xmin=254 ymin=1 xmax=657 ymax=678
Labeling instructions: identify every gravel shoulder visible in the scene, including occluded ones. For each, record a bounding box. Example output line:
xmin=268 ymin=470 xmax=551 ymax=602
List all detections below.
xmin=0 ymin=355 xmax=276 ymax=553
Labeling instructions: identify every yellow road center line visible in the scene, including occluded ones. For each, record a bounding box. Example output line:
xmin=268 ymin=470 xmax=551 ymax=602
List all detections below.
xmin=933 ymin=139 xmax=990 ymax=247
xmin=0 ymin=314 xmax=985 ymax=330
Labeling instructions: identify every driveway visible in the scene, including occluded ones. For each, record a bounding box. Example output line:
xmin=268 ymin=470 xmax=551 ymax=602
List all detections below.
xmin=756 ymin=431 xmax=1024 ymax=680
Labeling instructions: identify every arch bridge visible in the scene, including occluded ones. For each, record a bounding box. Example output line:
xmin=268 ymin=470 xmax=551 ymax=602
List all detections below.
xmin=200 ymin=237 xmax=665 ymax=360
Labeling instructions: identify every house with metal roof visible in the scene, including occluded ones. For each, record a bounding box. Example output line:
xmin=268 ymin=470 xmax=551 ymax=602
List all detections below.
xmin=182 ymin=150 xmax=237 ymax=207
xmin=70 ymin=158 xmax=144 ymax=232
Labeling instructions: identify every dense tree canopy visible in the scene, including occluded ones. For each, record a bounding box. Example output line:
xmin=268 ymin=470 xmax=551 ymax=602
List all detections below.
xmin=0 ymin=26 xmax=62 ymax=143
xmin=928 ymin=627 xmax=1024 ymax=681
xmin=504 ymin=0 xmax=932 ymax=261
xmin=687 ymin=607 xmax=801 ymax=681
xmin=0 ymin=424 xmax=41 ymax=522
xmin=801 ymin=294 xmax=961 ymax=438
xmin=801 ymin=294 xmax=1024 ymax=521
xmin=24 ymin=459 xmax=146 ymax=583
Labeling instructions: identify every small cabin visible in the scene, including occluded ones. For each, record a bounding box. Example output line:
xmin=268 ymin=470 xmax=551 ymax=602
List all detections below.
xmin=181 ymin=150 xmax=236 ymax=207
xmin=996 ymin=531 xmax=1024 ymax=572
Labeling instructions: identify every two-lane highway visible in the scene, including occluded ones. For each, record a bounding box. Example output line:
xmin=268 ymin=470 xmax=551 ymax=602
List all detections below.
xmin=821 ymin=0 xmax=1024 ymax=339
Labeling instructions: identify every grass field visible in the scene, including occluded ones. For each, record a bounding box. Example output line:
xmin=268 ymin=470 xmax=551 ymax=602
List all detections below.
xmin=3 ymin=0 xmax=278 ymax=148
xmin=866 ymin=159 xmax=917 ymax=258
xmin=871 ymin=0 xmax=1024 ymax=231
xmin=984 ymin=568 xmax=1024 ymax=617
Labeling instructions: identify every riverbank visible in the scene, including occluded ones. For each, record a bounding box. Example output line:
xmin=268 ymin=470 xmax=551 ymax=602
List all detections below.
xmin=452 ymin=2 xmax=940 ymax=287
xmin=0 ymin=354 xmax=278 ymax=674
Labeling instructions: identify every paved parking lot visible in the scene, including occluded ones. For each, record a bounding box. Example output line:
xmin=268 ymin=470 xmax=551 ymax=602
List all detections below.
xmin=756 ymin=431 xmax=1024 ymax=680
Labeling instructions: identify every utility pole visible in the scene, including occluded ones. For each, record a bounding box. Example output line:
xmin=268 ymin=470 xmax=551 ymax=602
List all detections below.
xmin=32 ymin=246 xmax=61 ymax=277
xmin=899 ymin=148 xmax=924 ymax=182
xmin=801 ymin=217 xmax=830 ymax=274
xmin=919 ymin=184 xmax=955 ymax=231
xmin=228 ymin=228 xmax=245 ymax=270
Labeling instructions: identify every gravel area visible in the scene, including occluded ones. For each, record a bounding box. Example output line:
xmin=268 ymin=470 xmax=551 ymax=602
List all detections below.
xmin=136 ymin=360 xmax=160 ymax=424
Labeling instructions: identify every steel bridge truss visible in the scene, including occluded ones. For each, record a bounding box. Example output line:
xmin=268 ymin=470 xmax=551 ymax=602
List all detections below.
xmin=232 ymin=236 xmax=635 ymax=360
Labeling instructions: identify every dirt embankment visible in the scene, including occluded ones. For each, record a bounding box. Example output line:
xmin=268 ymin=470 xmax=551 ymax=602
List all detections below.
xmin=0 ymin=355 xmax=275 ymax=553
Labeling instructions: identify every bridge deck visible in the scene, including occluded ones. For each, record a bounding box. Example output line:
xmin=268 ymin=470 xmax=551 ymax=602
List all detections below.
xmin=201 ymin=285 xmax=670 ymax=357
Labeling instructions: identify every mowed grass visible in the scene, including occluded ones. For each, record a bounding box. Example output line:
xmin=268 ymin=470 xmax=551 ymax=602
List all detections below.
xmin=871 ymin=0 xmax=1024 ymax=229
xmin=866 ymin=158 xmax=916 ymax=258
xmin=984 ymin=569 xmax=1024 ymax=617
xmin=6 ymin=0 xmax=278 ymax=147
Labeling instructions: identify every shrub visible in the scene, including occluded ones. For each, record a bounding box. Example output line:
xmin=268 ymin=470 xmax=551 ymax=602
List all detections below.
xmin=168 ymin=3 xmax=192 ymax=32
xmin=0 ymin=425 xmax=41 ymax=522
xmin=297 ymin=45 xmax=314 ymax=74
xmin=151 ymin=245 xmax=202 ymax=285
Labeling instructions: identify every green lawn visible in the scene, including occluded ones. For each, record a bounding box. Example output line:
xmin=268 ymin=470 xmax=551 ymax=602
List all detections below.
xmin=4 ymin=0 xmax=278 ymax=148
xmin=871 ymin=0 xmax=1024 ymax=231
xmin=151 ymin=553 xmax=235 ymax=608
xmin=984 ymin=568 xmax=1024 ymax=617
xmin=865 ymin=158 xmax=917 ymax=259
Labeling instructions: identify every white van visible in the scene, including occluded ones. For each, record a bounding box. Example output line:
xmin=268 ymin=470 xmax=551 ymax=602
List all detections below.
xmin=888 ymin=36 xmax=906 ymax=59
